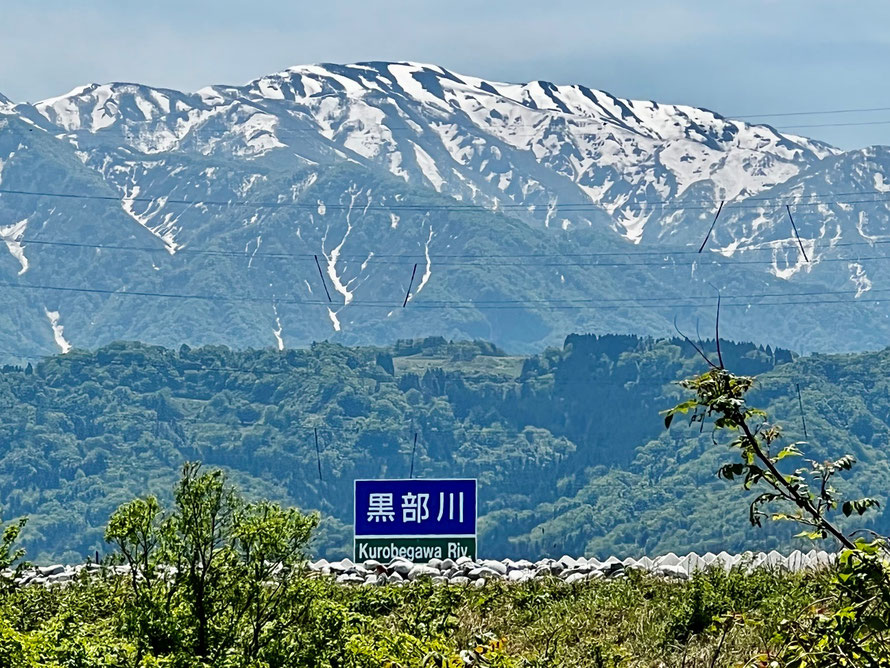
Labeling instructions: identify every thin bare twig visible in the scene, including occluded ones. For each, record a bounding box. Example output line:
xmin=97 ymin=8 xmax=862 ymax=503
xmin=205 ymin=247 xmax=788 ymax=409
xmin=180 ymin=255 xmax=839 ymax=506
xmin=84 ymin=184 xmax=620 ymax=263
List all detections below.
xmin=708 ymin=284 xmax=724 ymax=369
xmin=674 ymin=315 xmax=718 ymax=369
xmin=698 ymin=199 xmax=725 ymax=253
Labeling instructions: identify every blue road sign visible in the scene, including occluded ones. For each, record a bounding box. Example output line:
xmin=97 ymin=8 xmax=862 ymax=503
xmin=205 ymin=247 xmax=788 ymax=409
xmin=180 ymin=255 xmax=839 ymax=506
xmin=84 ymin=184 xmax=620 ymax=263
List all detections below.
xmin=354 ymin=479 xmax=476 ymax=537
xmin=354 ymin=479 xmax=477 ymax=562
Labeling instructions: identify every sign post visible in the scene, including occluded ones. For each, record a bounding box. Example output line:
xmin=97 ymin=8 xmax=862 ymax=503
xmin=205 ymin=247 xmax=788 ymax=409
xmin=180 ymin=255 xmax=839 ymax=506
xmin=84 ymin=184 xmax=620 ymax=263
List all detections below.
xmin=354 ymin=479 xmax=477 ymax=562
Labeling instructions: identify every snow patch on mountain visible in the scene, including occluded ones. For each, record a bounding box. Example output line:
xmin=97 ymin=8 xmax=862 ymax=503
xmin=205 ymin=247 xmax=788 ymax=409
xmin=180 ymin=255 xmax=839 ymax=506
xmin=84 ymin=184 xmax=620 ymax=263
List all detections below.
xmin=856 ymin=210 xmax=882 ymax=243
xmin=321 ymin=192 xmax=359 ymax=305
xmin=44 ymin=308 xmax=71 ymax=353
xmin=770 ymin=241 xmax=812 ymax=280
xmin=272 ymin=303 xmax=284 ymax=350
xmin=388 ymin=63 xmax=452 ymax=111
xmin=233 ymin=110 xmax=286 ymax=156
xmin=237 ymin=174 xmax=266 ymax=196
xmin=415 ymin=222 xmax=434 ymax=297
xmin=849 ymin=262 xmax=872 ymax=298
xmin=412 ymin=142 xmax=444 ymax=191
xmin=340 ymin=103 xmax=392 ymax=159
xmin=327 ymin=307 xmax=341 ymax=332
xmin=247 ymin=235 xmax=262 ymax=268
xmin=35 ymin=84 xmax=98 ymax=130
xmin=0 ymin=218 xmax=29 ymax=274
xmin=121 ymin=185 xmax=179 ymax=253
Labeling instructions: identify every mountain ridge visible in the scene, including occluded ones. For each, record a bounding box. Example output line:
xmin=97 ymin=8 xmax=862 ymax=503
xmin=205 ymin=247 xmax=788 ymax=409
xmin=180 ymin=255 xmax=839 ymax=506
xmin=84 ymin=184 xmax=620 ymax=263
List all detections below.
xmin=25 ymin=61 xmax=837 ymax=243
xmin=1 ymin=61 xmax=889 ymax=359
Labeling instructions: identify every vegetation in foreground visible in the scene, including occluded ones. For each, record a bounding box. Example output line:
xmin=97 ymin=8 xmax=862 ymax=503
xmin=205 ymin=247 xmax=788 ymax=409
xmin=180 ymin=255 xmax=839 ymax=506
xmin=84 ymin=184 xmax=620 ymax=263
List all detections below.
xmin=0 ymin=553 xmax=836 ymax=667
xmin=1 ymin=341 xmax=889 ymax=666
xmin=1 ymin=461 xmax=835 ymax=668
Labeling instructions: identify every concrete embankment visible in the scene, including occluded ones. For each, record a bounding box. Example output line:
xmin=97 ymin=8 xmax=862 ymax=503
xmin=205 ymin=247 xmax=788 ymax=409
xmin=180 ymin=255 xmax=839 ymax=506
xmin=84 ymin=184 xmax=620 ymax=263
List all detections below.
xmin=4 ymin=549 xmax=838 ymax=588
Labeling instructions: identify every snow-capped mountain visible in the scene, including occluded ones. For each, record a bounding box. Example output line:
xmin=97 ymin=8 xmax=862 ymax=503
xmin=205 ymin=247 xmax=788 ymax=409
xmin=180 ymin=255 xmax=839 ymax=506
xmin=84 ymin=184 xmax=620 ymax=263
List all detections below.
xmin=30 ymin=63 xmax=837 ymax=240
xmin=0 ymin=62 xmax=888 ymax=359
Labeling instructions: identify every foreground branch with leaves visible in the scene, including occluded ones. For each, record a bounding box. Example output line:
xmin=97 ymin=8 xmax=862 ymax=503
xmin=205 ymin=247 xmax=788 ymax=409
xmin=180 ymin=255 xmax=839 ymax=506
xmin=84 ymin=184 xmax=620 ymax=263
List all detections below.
xmin=0 ymin=450 xmax=884 ymax=666
xmin=665 ymin=365 xmax=890 ymax=666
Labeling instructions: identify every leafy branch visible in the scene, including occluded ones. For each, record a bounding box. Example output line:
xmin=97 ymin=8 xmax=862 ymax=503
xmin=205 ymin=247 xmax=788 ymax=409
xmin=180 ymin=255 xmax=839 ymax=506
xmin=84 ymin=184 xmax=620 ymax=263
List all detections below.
xmin=665 ymin=362 xmax=890 ymax=664
xmin=0 ymin=515 xmax=27 ymax=587
xmin=663 ymin=367 xmax=878 ymax=550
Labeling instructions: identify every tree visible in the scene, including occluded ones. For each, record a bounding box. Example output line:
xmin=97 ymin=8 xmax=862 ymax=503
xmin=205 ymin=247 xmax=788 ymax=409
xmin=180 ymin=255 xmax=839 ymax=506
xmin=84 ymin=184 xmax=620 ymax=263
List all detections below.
xmin=0 ymin=513 xmax=27 ymax=589
xmin=105 ymin=462 xmax=318 ymax=666
xmin=665 ymin=362 xmax=890 ymax=665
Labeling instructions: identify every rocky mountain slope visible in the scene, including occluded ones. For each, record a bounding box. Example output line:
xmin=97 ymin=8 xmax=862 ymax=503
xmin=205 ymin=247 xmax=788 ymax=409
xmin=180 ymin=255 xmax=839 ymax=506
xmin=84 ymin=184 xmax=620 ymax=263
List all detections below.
xmin=1 ymin=62 xmax=889 ymax=358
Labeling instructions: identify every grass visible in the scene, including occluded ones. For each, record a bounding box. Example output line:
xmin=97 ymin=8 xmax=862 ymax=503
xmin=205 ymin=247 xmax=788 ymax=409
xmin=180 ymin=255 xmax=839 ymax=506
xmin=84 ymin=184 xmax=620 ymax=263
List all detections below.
xmin=0 ymin=564 xmax=831 ymax=667
xmin=338 ymin=567 xmax=828 ymax=667
xmin=393 ymin=353 xmax=525 ymax=379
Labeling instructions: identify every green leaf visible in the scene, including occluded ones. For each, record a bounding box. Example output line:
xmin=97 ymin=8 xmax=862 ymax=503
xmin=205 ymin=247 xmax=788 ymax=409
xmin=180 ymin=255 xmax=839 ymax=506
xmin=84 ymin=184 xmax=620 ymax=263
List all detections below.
xmin=718 ymin=463 xmax=745 ymax=481
xmin=775 ymin=445 xmax=802 ymax=461
xmin=794 ymin=529 xmax=825 ymax=541
xmin=843 ymin=498 xmax=880 ymax=516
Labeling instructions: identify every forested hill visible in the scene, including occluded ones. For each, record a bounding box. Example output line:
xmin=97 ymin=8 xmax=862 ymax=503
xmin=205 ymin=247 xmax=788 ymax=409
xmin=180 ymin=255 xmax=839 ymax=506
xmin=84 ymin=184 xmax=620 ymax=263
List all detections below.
xmin=2 ymin=334 xmax=888 ymax=563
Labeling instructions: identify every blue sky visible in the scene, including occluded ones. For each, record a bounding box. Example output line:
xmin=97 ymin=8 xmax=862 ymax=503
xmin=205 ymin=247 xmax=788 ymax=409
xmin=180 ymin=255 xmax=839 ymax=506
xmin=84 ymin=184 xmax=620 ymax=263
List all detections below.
xmin=2 ymin=0 xmax=889 ymax=148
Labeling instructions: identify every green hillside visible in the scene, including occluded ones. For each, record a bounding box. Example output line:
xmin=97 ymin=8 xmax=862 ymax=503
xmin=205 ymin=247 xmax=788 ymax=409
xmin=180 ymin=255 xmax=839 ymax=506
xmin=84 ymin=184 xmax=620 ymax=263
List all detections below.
xmin=1 ymin=335 xmax=888 ymax=563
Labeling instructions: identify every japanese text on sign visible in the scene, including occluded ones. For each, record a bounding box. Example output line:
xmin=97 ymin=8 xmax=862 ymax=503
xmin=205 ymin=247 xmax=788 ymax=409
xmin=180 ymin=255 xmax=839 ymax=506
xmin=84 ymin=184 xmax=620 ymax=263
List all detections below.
xmin=354 ymin=479 xmax=477 ymax=561
xmin=355 ymin=479 xmax=476 ymax=536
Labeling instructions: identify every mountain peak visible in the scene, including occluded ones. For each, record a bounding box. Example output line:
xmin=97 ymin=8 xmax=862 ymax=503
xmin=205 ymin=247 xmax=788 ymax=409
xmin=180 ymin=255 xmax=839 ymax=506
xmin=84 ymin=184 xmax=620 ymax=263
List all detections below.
xmin=21 ymin=61 xmax=838 ymax=243
xmin=0 ymin=61 xmax=888 ymax=363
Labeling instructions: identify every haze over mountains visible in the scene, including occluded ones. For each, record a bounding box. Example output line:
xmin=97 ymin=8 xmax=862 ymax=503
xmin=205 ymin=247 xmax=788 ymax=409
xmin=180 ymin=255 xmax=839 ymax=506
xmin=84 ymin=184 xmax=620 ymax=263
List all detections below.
xmin=1 ymin=61 xmax=890 ymax=360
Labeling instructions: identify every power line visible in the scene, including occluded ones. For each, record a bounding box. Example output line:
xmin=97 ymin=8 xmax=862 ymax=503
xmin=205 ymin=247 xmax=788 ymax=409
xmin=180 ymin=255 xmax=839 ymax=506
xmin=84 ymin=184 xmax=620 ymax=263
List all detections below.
xmin=778 ymin=119 xmax=890 ymax=130
xmin=785 ymin=205 xmax=809 ymax=263
xmin=336 ymin=253 xmax=890 ymax=268
xmin=395 ymin=297 xmax=890 ymax=310
xmin=402 ymin=263 xmax=418 ymax=307
xmin=378 ymin=286 xmax=890 ymax=304
xmin=732 ymin=105 xmax=890 ymax=119
xmin=9 ymin=233 xmax=890 ymax=261
xmin=313 ymin=255 xmax=332 ymax=302
xmin=796 ymin=382 xmax=809 ymax=439
xmin=0 ymin=279 xmax=887 ymax=310
xmin=697 ymin=200 xmax=724 ymax=253
xmin=0 ymin=390 xmax=686 ymax=435
xmin=9 ymin=245 xmax=890 ymax=269
xmin=409 ymin=432 xmax=418 ymax=478
xmin=275 ymin=117 xmax=890 ymax=132
xmin=19 ymin=79 xmax=889 ymax=124
xmin=313 ymin=427 xmax=323 ymax=482
xmin=0 ymin=279 xmax=883 ymax=304
xmin=3 ymin=186 xmax=890 ymax=212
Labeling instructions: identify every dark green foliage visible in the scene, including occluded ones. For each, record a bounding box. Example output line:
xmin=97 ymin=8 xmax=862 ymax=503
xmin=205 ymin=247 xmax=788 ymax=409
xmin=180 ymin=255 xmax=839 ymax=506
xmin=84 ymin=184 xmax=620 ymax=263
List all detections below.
xmin=2 ymin=334 xmax=890 ymax=562
xmin=104 ymin=462 xmax=318 ymax=665
xmin=0 ymin=459 xmax=881 ymax=667
xmin=0 ymin=515 xmax=27 ymax=589
xmin=763 ymin=539 xmax=890 ymax=667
